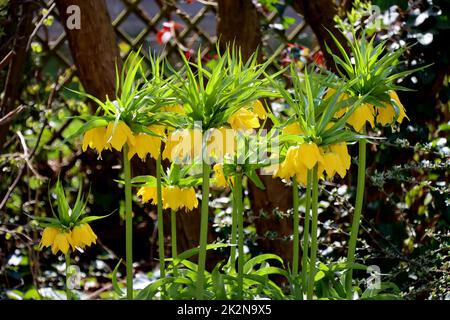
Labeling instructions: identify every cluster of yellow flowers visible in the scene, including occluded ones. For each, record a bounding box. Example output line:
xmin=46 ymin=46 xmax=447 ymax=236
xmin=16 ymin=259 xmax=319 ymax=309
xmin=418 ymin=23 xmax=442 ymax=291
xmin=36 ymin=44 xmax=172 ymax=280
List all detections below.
xmin=328 ymin=90 xmax=409 ymax=132
xmin=137 ymin=185 xmax=198 ymax=211
xmin=274 ymin=141 xmax=351 ymax=185
xmin=83 ymin=122 xmax=165 ymax=161
xmin=39 ymin=224 xmax=97 ymax=255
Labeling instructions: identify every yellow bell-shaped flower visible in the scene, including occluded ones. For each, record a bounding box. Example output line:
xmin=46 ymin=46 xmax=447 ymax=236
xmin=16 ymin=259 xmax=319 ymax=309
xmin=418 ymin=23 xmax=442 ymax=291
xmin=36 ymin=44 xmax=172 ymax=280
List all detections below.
xmin=282 ymin=122 xmax=303 ymax=136
xmin=163 ymin=129 xmax=202 ymax=163
xmin=206 ymin=127 xmax=236 ymax=161
xmin=251 ymin=100 xmax=267 ymax=119
xmin=51 ymin=232 xmax=74 ymax=255
xmin=376 ymin=91 xmax=409 ymax=126
xmin=162 ymin=186 xmax=198 ymax=211
xmin=82 ymin=127 xmax=109 ymax=154
xmin=212 ymin=163 xmax=234 ymax=188
xmin=137 ymin=186 xmax=158 ymax=205
xmin=228 ymin=108 xmax=260 ymax=131
xmin=105 ymin=121 xmax=136 ymax=152
xmin=347 ymin=103 xmax=376 ymax=132
xmin=39 ymin=227 xmax=59 ymax=249
xmin=128 ymin=124 xmax=166 ymax=161
xmin=330 ymin=143 xmax=351 ymax=171
xmin=71 ymin=224 xmax=97 ymax=249
xmin=298 ymin=142 xmax=325 ymax=170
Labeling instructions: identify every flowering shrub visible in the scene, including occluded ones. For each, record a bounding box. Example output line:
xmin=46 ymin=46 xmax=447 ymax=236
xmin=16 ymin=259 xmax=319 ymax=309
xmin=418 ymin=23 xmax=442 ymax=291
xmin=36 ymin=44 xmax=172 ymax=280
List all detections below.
xmin=19 ymin=23 xmax=425 ymax=300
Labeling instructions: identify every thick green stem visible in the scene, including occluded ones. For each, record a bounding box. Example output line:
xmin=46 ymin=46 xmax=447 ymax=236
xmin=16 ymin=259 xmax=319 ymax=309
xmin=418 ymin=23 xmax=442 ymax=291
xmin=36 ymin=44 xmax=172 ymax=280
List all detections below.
xmin=156 ymin=156 xmax=165 ymax=297
xmin=301 ymin=170 xmax=312 ymax=297
xmin=65 ymin=253 xmax=71 ymax=300
xmin=235 ymin=173 xmax=244 ymax=299
xmin=292 ymin=179 xmax=300 ymax=296
xmin=345 ymin=139 xmax=366 ymax=299
xmin=123 ymin=145 xmax=133 ymax=300
xmin=307 ymin=166 xmax=319 ymax=300
xmin=229 ymin=194 xmax=238 ymax=271
xmin=171 ymin=210 xmax=178 ymax=277
xmin=196 ymin=161 xmax=211 ymax=300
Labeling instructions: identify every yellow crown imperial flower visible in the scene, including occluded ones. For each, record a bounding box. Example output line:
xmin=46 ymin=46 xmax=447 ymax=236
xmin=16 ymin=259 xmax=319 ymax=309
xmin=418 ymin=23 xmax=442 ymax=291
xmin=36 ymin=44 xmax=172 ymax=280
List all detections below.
xmin=39 ymin=227 xmax=59 ymax=249
xmin=48 ymin=231 xmax=74 ymax=255
xmin=163 ymin=186 xmax=198 ymax=211
xmin=298 ymin=142 xmax=325 ymax=170
xmin=274 ymin=142 xmax=324 ymax=185
xmin=163 ymin=129 xmax=202 ymax=163
xmin=138 ymin=185 xmax=199 ymax=211
xmin=137 ymin=186 xmax=157 ymax=205
xmin=228 ymin=108 xmax=261 ymax=131
xmin=330 ymin=143 xmax=351 ymax=171
xmin=71 ymin=224 xmax=98 ymax=249
xmin=206 ymin=127 xmax=236 ymax=161
xmin=212 ymin=163 xmax=234 ymax=188
xmin=376 ymin=91 xmax=409 ymax=126
xmin=105 ymin=121 xmax=136 ymax=152
xmin=346 ymin=103 xmax=376 ymax=132
xmin=282 ymin=122 xmax=303 ymax=136
xmin=39 ymin=224 xmax=98 ymax=255
xmin=213 ymin=163 xmax=228 ymax=188
xmin=251 ymin=100 xmax=267 ymax=120
xmin=128 ymin=125 xmax=166 ymax=161
xmin=82 ymin=127 xmax=109 ymax=155
xmin=128 ymin=133 xmax=161 ymax=161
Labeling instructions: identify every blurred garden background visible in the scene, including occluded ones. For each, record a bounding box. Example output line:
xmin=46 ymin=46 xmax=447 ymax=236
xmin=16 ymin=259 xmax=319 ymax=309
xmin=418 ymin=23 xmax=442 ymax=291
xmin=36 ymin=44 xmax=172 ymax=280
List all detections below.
xmin=0 ymin=0 xmax=449 ymax=300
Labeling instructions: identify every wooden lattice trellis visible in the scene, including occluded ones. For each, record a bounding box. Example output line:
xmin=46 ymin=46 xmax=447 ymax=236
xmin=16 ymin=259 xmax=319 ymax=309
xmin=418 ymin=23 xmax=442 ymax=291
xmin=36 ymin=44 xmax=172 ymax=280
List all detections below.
xmin=35 ymin=0 xmax=311 ymax=77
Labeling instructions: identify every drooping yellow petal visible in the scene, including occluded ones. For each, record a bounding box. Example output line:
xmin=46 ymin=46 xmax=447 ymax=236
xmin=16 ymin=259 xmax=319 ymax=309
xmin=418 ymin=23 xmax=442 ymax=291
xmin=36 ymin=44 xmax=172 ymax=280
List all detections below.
xmin=162 ymin=186 xmax=178 ymax=210
xmin=252 ymin=100 xmax=267 ymax=119
xmin=162 ymin=186 xmax=198 ymax=211
xmin=330 ymin=143 xmax=351 ymax=171
xmin=325 ymin=88 xmax=350 ymax=118
xmin=71 ymin=224 xmax=97 ymax=249
xmin=274 ymin=146 xmax=308 ymax=185
xmin=128 ymin=133 xmax=161 ymax=161
xmin=294 ymin=164 xmax=308 ymax=185
xmin=298 ymin=142 xmax=324 ymax=170
xmin=183 ymin=188 xmax=199 ymax=211
xmin=105 ymin=121 xmax=135 ymax=152
xmin=213 ymin=163 xmax=228 ymax=188
xmin=39 ymin=227 xmax=59 ymax=249
xmin=137 ymin=186 xmax=158 ymax=205
xmin=347 ymin=103 xmax=375 ymax=132
xmin=82 ymin=127 xmax=108 ymax=154
xmin=206 ymin=127 xmax=236 ymax=161
xmin=81 ymin=224 xmax=97 ymax=246
xmin=376 ymin=91 xmax=409 ymax=126
xmin=321 ymin=149 xmax=347 ymax=179
xmin=228 ymin=109 xmax=260 ymax=131
xmin=282 ymin=122 xmax=303 ymax=136
xmin=51 ymin=232 xmax=72 ymax=255
xmin=163 ymin=129 xmax=202 ymax=163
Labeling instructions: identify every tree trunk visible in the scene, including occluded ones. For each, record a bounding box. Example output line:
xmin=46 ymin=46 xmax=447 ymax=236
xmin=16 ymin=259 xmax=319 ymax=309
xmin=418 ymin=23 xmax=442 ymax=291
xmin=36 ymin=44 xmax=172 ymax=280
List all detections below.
xmin=55 ymin=0 xmax=121 ymax=102
xmin=291 ymin=0 xmax=349 ymax=72
xmin=217 ymin=0 xmax=262 ymax=60
xmin=0 ymin=0 xmax=36 ymax=150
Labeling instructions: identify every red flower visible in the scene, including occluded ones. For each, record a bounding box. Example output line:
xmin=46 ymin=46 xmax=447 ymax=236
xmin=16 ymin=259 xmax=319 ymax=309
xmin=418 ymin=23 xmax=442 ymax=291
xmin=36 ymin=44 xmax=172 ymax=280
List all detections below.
xmin=313 ymin=51 xmax=325 ymax=66
xmin=156 ymin=21 xmax=184 ymax=45
xmin=184 ymin=49 xmax=193 ymax=60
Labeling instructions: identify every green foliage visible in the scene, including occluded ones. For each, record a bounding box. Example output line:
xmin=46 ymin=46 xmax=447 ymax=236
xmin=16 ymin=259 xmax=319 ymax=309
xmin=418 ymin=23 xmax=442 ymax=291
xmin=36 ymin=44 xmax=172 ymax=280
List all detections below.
xmin=169 ymin=46 xmax=277 ymax=130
